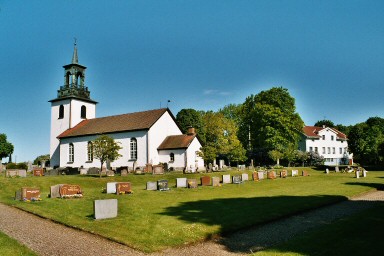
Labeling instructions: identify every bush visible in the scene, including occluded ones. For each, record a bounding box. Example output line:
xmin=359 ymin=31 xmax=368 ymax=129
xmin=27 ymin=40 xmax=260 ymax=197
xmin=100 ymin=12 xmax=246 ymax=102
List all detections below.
xmin=6 ymin=162 xmax=28 ymax=170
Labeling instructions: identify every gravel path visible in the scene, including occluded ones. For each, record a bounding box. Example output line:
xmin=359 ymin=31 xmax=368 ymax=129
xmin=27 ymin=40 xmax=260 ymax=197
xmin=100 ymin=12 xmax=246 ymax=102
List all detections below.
xmin=0 ymin=190 xmax=383 ymax=256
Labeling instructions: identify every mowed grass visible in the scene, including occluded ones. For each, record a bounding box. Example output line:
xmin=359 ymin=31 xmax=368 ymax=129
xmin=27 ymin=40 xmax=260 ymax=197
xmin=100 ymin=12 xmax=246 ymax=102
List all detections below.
xmin=0 ymin=168 xmax=383 ymax=252
xmin=255 ymin=202 xmax=384 ymax=256
xmin=0 ymin=231 xmax=37 ymax=256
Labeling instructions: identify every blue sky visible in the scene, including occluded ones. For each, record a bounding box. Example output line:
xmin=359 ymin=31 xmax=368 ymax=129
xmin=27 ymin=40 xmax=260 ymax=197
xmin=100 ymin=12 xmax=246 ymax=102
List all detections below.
xmin=1 ymin=0 xmax=383 ymax=162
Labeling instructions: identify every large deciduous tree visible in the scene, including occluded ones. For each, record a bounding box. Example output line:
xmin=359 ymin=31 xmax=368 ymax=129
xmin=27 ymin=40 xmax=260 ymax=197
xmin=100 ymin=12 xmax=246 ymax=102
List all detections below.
xmin=92 ymin=135 xmax=122 ymax=177
xmin=0 ymin=134 xmax=14 ymax=162
xmin=243 ymin=87 xmax=304 ymax=154
xmin=176 ymin=108 xmax=206 ymax=143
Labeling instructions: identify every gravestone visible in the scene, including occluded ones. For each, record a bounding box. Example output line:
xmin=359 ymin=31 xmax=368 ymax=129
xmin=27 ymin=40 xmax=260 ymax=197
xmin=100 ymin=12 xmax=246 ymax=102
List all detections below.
xmin=212 ymin=177 xmax=220 ymax=186
xmin=280 ymin=170 xmax=287 ymax=178
xmin=106 ymin=170 xmax=115 ymax=177
xmin=50 ymin=184 xmax=82 ymax=198
xmin=133 ymin=161 xmax=138 ymax=172
xmin=291 ymin=170 xmax=298 ymax=177
xmin=302 ymin=170 xmax=309 ymax=176
xmin=79 ymin=168 xmax=88 ymax=175
xmin=106 ymin=182 xmax=118 ymax=194
xmin=362 ymin=170 xmax=367 ymax=177
xmin=153 ymin=165 xmax=164 ymax=175
xmin=145 ymin=164 xmax=153 ymax=173
xmin=16 ymin=187 xmax=40 ymax=201
xmin=187 ymin=179 xmax=198 ymax=188
xmin=208 ymin=163 xmax=213 ymax=172
xmin=157 ymin=180 xmax=169 ymax=191
xmin=257 ymin=171 xmax=264 ymax=180
xmin=121 ymin=169 xmax=128 ymax=176
xmin=94 ymin=199 xmax=118 ymax=220
xmin=252 ymin=172 xmax=258 ymax=181
xmin=146 ymin=181 xmax=157 ymax=190
xmin=232 ymin=175 xmax=242 ymax=184
xmin=325 ymin=168 xmax=329 ymax=174
xmin=267 ymin=171 xmax=276 ymax=179
xmin=6 ymin=169 xmax=27 ymax=178
xmin=219 ymin=160 xmax=225 ymax=169
xmin=222 ymin=174 xmax=231 ymax=184
xmin=355 ymin=171 xmax=360 ymax=179
xmin=88 ymin=167 xmax=99 ymax=175
xmin=241 ymin=173 xmax=249 ymax=181
xmin=116 ymin=182 xmax=132 ymax=194
xmin=335 ymin=166 xmax=339 ymax=172
xmin=201 ymin=176 xmax=211 ymax=186
xmin=33 ymin=168 xmax=44 ymax=176
xmin=176 ymin=178 xmax=187 ymax=188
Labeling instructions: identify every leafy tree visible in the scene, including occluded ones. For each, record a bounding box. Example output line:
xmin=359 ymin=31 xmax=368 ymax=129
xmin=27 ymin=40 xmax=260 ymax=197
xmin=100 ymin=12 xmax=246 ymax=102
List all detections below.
xmin=0 ymin=134 xmax=14 ymax=162
xmin=33 ymin=154 xmax=50 ymax=165
xmin=268 ymin=149 xmax=283 ymax=166
xmin=295 ymin=150 xmax=309 ymax=167
xmin=92 ymin=135 xmax=122 ymax=177
xmin=307 ymin=151 xmax=324 ymax=166
xmin=314 ymin=120 xmax=335 ymax=127
xmin=201 ymin=111 xmax=246 ymax=165
xmin=243 ymin=87 xmax=304 ymax=154
xmin=219 ymin=103 xmax=243 ymax=126
xmin=176 ymin=109 xmax=206 ymax=143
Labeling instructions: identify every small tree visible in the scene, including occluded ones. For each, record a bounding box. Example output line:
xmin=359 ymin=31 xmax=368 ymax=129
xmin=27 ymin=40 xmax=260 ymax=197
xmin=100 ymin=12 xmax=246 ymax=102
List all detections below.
xmin=93 ymin=135 xmax=122 ymax=177
xmin=268 ymin=150 xmax=283 ymax=166
xmin=0 ymin=134 xmax=14 ymax=163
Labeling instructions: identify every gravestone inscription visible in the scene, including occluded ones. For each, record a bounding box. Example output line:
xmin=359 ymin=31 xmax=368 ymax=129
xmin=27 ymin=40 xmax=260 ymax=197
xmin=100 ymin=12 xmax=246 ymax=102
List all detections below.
xmin=16 ymin=187 xmax=41 ymax=201
xmin=33 ymin=168 xmax=44 ymax=176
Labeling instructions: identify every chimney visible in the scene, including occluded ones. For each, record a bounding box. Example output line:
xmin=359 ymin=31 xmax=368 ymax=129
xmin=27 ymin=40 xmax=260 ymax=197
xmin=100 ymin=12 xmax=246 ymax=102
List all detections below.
xmin=187 ymin=126 xmax=196 ymax=135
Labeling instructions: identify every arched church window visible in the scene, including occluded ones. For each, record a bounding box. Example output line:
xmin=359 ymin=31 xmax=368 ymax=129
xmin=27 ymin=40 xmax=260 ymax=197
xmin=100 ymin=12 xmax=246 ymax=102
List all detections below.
xmin=81 ymin=105 xmax=86 ymax=119
xmin=69 ymin=143 xmax=74 ymax=163
xmin=130 ymin=138 xmax=137 ymax=160
xmin=87 ymin=142 xmax=93 ymax=162
xmin=59 ymin=105 xmax=64 ymax=119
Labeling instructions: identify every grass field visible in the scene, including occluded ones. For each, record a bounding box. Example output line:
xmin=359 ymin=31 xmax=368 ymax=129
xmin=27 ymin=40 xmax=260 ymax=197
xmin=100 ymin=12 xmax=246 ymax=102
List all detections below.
xmin=1 ymin=168 xmax=383 ymax=252
xmin=0 ymin=231 xmax=37 ymax=256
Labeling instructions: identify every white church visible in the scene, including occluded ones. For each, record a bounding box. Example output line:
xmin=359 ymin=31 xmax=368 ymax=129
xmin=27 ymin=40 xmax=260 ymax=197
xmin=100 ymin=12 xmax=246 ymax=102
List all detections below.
xmin=49 ymin=45 xmax=204 ymax=172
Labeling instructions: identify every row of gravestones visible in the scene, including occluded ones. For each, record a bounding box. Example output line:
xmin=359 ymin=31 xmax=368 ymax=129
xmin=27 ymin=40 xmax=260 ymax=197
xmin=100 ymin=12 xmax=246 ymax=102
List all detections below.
xmin=5 ymin=168 xmax=46 ymax=177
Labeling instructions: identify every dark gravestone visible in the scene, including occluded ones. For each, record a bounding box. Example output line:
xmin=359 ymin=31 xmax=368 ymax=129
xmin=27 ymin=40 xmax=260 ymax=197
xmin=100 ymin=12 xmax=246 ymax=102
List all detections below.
xmin=201 ymin=176 xmax=211 ymax=186
xmin=232 ymin=175 xmax=242 ymax=184
xmin=187 ymin=179 xmax=198 ymax=188
xmin=116 ymin=182 xmax=132 ymax=194
xmin=16 ymin=187 xmax=41 ymax=201
xmin=157 ymin=180 xmax=169 ymax=191
xmin=88 ymin=167 xmax=99 ymax=175
xmin=267 ymin=171 xmax=276 ymax=179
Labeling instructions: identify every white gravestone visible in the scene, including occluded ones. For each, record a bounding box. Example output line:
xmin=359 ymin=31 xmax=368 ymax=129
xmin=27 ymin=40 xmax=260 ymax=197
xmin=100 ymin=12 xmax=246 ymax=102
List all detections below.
xmin=146 ymin=181 xmax=157 ymax=191
xmin=257 ymin=171 xmax=264 ymax=180
xmin=222 ymin=174 xmax=231 ymax=184
xmin=362 ymin=170 xmax=367 ymax=177
xmin=106 ymin=182 xmax=118 ymax=194
xmin=291 ymin=170 xmax=298 ymax=177
xmin=94 ymin=199 xmax=118 ymax=220
xmin=241 ymin=173 xmax=249 ymax=181
xmin=176 ymin=178 xmax=187 ymax=188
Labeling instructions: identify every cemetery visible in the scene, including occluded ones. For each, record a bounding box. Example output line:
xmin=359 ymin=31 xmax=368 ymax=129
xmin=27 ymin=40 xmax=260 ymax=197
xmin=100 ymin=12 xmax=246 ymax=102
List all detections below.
xmin=0 ymin=167 xmax=382 ymax=252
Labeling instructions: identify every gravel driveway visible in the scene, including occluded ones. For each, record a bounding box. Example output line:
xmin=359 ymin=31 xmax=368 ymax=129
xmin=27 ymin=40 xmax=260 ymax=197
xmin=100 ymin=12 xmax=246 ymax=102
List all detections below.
xmin=0 ymin=190 xmax=383 ymax=256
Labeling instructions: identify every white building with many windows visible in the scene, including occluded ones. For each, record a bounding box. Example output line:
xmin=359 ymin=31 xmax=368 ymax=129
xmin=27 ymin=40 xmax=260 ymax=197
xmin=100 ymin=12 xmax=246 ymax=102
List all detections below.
xmin=298 ymin=126 xmax=353 ymax=166
xmin=49 ymin=45 xmax=204 ymax=171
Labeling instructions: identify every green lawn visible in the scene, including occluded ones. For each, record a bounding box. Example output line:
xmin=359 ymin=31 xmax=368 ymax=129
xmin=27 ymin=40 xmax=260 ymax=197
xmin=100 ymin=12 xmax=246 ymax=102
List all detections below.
xmin=0 ymin=231 xmax=37 ymax=256
xmin=255 ymin=202 xmax=384 ymax=256
xmin=0 ymin=168 xmax=383 ymax=252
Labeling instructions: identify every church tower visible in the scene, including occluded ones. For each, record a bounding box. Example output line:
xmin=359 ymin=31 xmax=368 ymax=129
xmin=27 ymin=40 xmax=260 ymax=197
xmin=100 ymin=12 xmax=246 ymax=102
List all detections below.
xmin=49 ymin=42 xmax=97 ymax=168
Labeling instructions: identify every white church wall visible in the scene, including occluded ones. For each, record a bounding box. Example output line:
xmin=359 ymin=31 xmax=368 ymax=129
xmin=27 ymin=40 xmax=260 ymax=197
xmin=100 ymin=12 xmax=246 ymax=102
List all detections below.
xmin=69 ymin=99 xmax=96 ymax=128
xmin=158 ymin=149 xmax=186 ymax=169
xmin=186 ymin=137 xmax=204 ymax=171
xmin=147 ymin=111 xmax=182 ymax=165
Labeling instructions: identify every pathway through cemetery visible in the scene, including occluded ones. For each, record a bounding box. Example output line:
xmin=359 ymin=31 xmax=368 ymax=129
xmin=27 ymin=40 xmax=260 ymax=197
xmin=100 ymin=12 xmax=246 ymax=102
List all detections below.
xmin=0 ymin=190 xmax=383 ymax=256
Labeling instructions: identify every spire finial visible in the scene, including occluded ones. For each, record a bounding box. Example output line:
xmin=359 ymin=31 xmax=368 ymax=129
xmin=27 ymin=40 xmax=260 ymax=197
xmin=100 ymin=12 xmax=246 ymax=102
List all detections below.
xmin=72 ymin=38 xmax=78 ymax=64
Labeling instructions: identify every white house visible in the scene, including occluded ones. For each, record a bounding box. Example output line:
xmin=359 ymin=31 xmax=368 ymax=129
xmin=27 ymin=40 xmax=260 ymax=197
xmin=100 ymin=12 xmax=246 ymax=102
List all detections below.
xmin=49 ymin=45 xmax=204 ymax=171
xmin=298 ymin=125 xmax=353 ymax=166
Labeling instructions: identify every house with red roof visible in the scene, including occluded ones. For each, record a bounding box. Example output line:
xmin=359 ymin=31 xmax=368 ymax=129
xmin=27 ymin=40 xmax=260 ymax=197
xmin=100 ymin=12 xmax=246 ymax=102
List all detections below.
xmin=299 ymin=125 xmax=353 ymax=166
xmin=49 ymin=45 xmax=204 ymax=172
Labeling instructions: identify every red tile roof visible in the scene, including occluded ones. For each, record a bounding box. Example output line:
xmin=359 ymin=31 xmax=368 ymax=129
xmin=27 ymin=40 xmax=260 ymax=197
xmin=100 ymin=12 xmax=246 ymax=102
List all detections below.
xmin=58 ymin=108 xmax=169 ymax=139
xmin=302 ymin=126 xmax=347 ymax=140
xmin=158 ymin=134 xmax=196 ymax=150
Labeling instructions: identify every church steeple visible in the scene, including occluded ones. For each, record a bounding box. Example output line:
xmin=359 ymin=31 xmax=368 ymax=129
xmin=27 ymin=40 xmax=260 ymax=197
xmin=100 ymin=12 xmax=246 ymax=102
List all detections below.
xmin=50 ymin=41 xmax=97 ymax=103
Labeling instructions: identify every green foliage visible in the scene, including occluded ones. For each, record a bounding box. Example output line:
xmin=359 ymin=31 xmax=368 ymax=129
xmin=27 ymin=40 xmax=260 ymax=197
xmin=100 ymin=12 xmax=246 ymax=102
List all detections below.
xmin=0 ymin=134 xmax=14 ymax=161
xmin=307 ymin=151 xmax=324 ymax=166
xmin=268 ymin=150 xmax=283 ymax=165
xmin=6 ymin=162 xmax=28 ymax=170
xmin=0 ymin=231 xmax=37 ymax=256
xmin=176 ymin=109 xmax=206 ymax=143
xmin=33 ymin=154 xmax=50 ymax=165
xmin=314 ymin=119 xmax=335 ymax=127
xmin=92 ymin=135 xmax=122 ymax=176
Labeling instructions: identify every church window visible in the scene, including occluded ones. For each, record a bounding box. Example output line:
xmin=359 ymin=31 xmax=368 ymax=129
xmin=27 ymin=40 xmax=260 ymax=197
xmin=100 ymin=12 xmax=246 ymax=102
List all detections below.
xmin=87 ymin=142 xmax=93 ymax=162
xmin=59 ymin=105 xmax=64 ymax=119
xmin=69 ymin=143 xmax=74 ymax=163
xmin=81 ymin=105 xmax=86 ymax=119
xmin=170 ymin=153 xmax=174 ymax=162
xmin=65 ymin=72 xmax=70 ymax=86
xmin=130 ymin=138 xmax=137 ymax=160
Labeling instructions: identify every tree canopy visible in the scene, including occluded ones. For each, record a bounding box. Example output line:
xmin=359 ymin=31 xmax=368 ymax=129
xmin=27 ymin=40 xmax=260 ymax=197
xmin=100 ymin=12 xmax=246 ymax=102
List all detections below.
xmin=0 ymin=134 xmax=14 ymax=162
xmin=176 ymin=108 xmax=206 ymax=143
xmin=92 ymin=135 xmax=122 ymax=177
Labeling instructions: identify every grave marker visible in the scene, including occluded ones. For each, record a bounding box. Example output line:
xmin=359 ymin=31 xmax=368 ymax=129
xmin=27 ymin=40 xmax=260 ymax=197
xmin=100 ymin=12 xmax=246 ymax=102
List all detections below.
xmin=222 ymin=174 xmax=231 ymax=184
xmin=106 ymin=170 xmax=115 ymax=177
xmin=153 ymin=165 xmax=164 ymax=175
xmin=16 ymin=187 xmax=41 ymax=201
xmin=116 ymin=182 xmax=132 ymax=194
xmin=232 ymin=175 xmax=242 ymax=184
xmin=94 ymin=199 xmax=118 ymax=220
xmin=252 ymin=172 xmax=258 ymax=181
xmin=79 ymin=168 xmax=88 ymax=175
xmin=106 ymin=182 xmax=118 ymax=194
xmin=257 ymin=171 xmax=264 ymax=180
xmin=267 ymin=171 xmax=276 ymax=179
xmin=280 ymin=170 xmax=287 ymax=178
xmin=291 ymin=170 xmax=298 ymax=177
xmin=50 ymin=184 xmax=83 ymax=198
xmin=212 ymin=177 xmax=220 ymax=186
xmin=241 ymin=173 xmax=249 ymax=181
xmin=146 ymin=181 xmax=157 ymax=190
xmin=6 ymin=169 xmax=27 ymax=178
xmin=176 ymin=178 xmax=187 ymax=188
xmin=157 ymin=180 xmax=169 ymax=191
xmin=335 ymin=166 xmax=339 ymax=172
xmin=120 ymin=169 xmax=128 ymax=176
xmin=302 ymin=170 xmax=309 ymax=176
xmin=187 ymin=179 xmax=198 ymax=188
xmin=33 ymin=168 xmax=44 ymax=176
xmin=201 ymin=176 xmax=211 ymax=186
